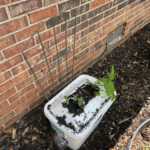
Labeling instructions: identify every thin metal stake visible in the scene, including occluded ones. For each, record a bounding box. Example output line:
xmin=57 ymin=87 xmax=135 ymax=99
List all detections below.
xmin=65 ymin=12 xmax=68 ymax=85
xmin=52 ymin=17 xmax=63 ymax=89
xmin=72 ymin=14 xmax=76 ymax=81
xmin=37 ymin=31 xmax=57 ymax=95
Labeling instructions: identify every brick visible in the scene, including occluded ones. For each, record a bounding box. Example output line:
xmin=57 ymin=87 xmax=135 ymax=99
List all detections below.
xmin=118 ymin=1 xmax=128 ymax=10
xmin=29 ymin=5 xmax=58 ymax=24
xmin=0 ymin=71 xmax=12 ymax=84
xmin=0 ymin=96 xmax=26 ymax=118
xmin=0 ymin=71 xmax=28 ymax=93
xmin=8 ymin=84 xmax=35 ymax=103
xmin=81 ymin=8 xmax=99 ymax=22
xmin=89 ymin=24 xmax=96 ymax=32
xmin=15 ymin=101 xmax=28 ymax=114
xmin=71 ymin=4 xmax=89 ymax=17
xmin=113 ymin=0 xmax=124 ymax=6
xmin=109 ymin=11 xmax=121 ymax=21
xmin=29 ymin=95 xmax=45 ymax=110
xmin=0 ymin=16 xmax=28 ymax=37
xmin=0 ymin=55 xmax=23 ymax=73
xmin=128 ymin=0 xmax=136 ymax=5
xmin=103 ymin=21 xmax=114 ymax=31
xmin=99 ymin=2 xmax=112 ymax=13
xmin=89 ymin=13 xmax=103 ymax=25
xmin=44 ymin=0 xmax=59 ymax=6
xmin=4 ymin=107 xmax=29 ymax=127
xmin=90 ymin=0 xmax=105 ymax=9
xmin=35 ymin=26 xmax=60 ymax=44
xmin=9 ymin=0 xmax=42 ymax=18
xmin=140 ymin=0 xmax=146 ymax=3
xmin=46 ymin=13 xmax=69 ymax=29
xmin=0 ymin=111 xmax=15 ymax=125
xmin=0 ymin=7 xmax=8 ymax=22
xmin=0 ymin=100 xmax=9 ymax=111
xmin=81 ymin=0 xmax=92 ymax=4
xmin=81 ymin=28 xmax=89 ymax=37
xmin=16 ymin=72 xmax=41 ymax=91
xmin=0 ymin=34 xmax=16 ymax=50
xmin=75 ymin=48 xmax=89 ymax=60
xmin=58 ymin=0 xmax=80 ymax=13
xmin=27 ymin=94 xmax=38 ymax=105
xmin=81 ymin=41 xmax=89 ymax=50
xmin=15 ymin=22 xmax=46 ymax=41
xmin=104 ymin=7 xmax=116 ymax=18
xmin=3 ymin=39 xmax=35 ymax=59
xmin=0 ymin=0 xmax=20 ymax=5
xmin=24 ymin=41 xmax=49 ymax=59
xmin=61 ymin=17 xmax=80 ymax=32
xmin=97 ymin=17 xmax=109 ymax=28
xmin=95 ymin=30 xmax=107 ymax=42
xmin=0 ymin=87 xmax=16 ymax=103
xmin=82 ymin=49 xmax=94 ymax=60
xmin=0 ymin=53 xmax=4 ymax=62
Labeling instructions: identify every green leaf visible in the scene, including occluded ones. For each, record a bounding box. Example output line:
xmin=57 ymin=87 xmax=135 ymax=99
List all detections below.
xmin=78 ymin=97 xmax=83 ymax=102
xmin=64 ymin=96 xmax=69 ymax=105
xmin=73 ymin=95 xmax=77 ymax=100
xmin=107 ymin=66 xmax=116 ymax=80
xmin=78 ymin=102 xmax=81 ymax=107
xmin=86 ymin=79 xmax=91 ymax=84
xmin=94 ymin=91 xmax=100 ymax=96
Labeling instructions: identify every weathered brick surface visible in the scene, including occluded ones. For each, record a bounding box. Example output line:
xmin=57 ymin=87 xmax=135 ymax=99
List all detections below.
xmin=0 ymin=0 xmax=150 ymax=129
xmin=0 ymin=7 xmax=8 ymax=22
xmin=9 ymin=0 xmax=42 ymax=17
xmin=0 ymin=16 xmax=28 ymax=37
xmin=0 ymin=34 xmax=16 ymax=50
xmin=3 ymin=38 xmax=35 ymax=59
xmin=15 ymin=22 xmax=46 ymax=41
xmin=0 ymin=0 xmax=20 ymax=5
xmin=90 ymin=0 xmax=105 ymax=9
xmin=29 ymin=5 xmax=58 ymax=24
xmin=58 ymin=0 xmax=80 ymax=12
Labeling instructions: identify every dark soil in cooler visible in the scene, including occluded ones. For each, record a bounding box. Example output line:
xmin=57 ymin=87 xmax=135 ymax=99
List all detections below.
xmin=1 ymin=23 xmax=150 ymax=150
xmin=62 ymin=84 xmax=96 ymax=116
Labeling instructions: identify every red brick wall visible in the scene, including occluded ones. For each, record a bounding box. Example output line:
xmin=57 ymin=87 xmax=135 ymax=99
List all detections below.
xmin=0 ymin=0 xmax=150 ymax=130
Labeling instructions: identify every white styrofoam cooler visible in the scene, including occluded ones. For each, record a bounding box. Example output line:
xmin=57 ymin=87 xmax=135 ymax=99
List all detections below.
xmin=44 ymin=75 xmax=116 ymax=150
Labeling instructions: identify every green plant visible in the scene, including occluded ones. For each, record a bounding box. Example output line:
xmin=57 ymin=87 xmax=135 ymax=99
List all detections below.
xmin=126 ymin=95 xmax=129 ymax=99
xmin=142 ymin=60 xmax=147 ymax=63
xmin=86 ymin=79 xmax=101 ymax=96
xmin=121 ymin=91 xmax=124 ymax=94
xmin=99 ymin=66 xmax=117 ymax=100
xmin=73 ymin=95 xmax=83 ymax=107
xmin=114 ymin=101 xmax=118 ymax=104
xmin=135 ymin=38 xmax=137 ymax=41
xmin=64 ymin=96 xmax=69 ymax=105
xmin=143 ymin=144 xmax=150 ymax=150
xmin=86 ymin=66 xmax=116 ymax=100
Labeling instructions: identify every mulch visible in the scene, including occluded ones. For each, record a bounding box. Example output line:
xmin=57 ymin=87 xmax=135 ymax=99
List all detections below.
xmin=0 ymin=23 xmax=150 ymax=150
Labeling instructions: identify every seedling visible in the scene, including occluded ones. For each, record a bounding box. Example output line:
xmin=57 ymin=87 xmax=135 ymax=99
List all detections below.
xmin=86 ymin=79 xmax=101 ymax=96
xmin=73 ymin=95 xmax=83 ymax=107
xmin=64 ymin=96 xmax=69 ymax=105
xmin=142 ymin=60 xmax=147 ymax=64
xmin=135 ymin=38 xmax=137 ymax=42
xmin=114 ymin=101 xmax=118 ymax=104
xmin=121 ymin=91 xmax=124 ymax=94
xmin=126 ymin=95 xmax=129 ymax=99
xmin=121 ymin=78 xmax=124 ymax=82
xmin=127 ymin=64 xmax=131 ymax=67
